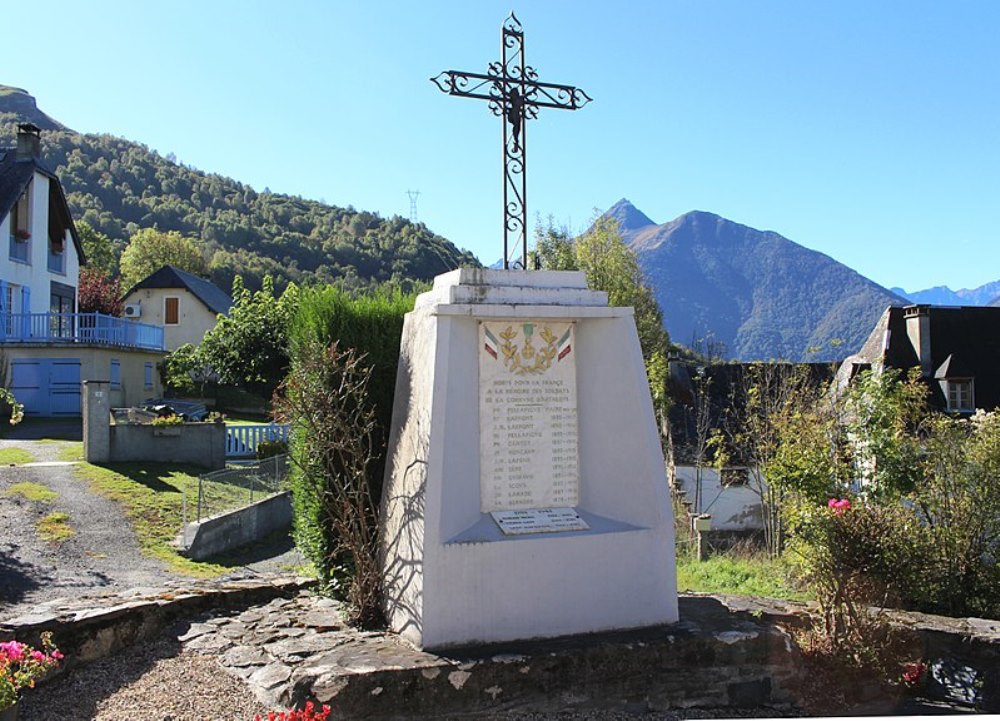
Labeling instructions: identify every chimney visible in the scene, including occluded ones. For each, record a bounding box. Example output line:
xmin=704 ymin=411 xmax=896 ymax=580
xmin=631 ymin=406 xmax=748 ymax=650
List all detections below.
xmin=16 ymin=123 xmax=41 ymax=161
xmin=903 ymin=305 xmax=932 ymax=377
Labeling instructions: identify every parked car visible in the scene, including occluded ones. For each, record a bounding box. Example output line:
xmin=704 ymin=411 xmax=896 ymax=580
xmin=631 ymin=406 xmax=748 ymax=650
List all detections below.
xmin=140 ymin=398 xmax=208 ymax=421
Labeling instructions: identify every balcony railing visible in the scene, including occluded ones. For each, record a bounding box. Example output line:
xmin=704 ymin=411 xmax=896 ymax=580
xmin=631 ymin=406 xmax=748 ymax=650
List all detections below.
xmin=0 ymin=312 xmax=165 ymax=351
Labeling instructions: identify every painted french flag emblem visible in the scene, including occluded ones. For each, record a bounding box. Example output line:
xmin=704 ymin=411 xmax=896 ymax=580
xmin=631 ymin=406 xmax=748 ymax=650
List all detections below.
xmin=484 ymin=327 xmax=499 ymax=359
xmin=557 ymin=327 xmax=572 ymax=361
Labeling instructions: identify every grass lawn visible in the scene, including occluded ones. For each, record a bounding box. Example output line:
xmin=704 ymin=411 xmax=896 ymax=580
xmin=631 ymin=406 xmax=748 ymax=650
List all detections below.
xmin=4 ymin=482 xmax=58 ymax=502
xmin=224 ymin=417 xmax=273 ymax=427
xmin=37 ymin=512 xmax=74 ymax=542
xmin=0 ymin=447 xmax=36 ymax=465
xmin=56 ymin=442 xmax=84 ymax=462
xmin=72 ymin=461 xmax=251 ymax=578
xmin=677 ymin=551 xmax=811 ymax=602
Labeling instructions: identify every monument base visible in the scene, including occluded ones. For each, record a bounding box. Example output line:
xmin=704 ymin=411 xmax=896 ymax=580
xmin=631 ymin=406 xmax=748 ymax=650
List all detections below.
xmin=380 ymin=269 xmax=678 ymax=650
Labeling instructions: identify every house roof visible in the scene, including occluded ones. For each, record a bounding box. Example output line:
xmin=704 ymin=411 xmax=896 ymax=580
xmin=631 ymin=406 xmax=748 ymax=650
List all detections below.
xmin=0 ymin=148 xmax=87 ymax=265
xmin=124 ymin=265 xmax=233 ymax=315
xmin=840 ymin=304 xmax=1000 ymax=411
xmin=0 ymin=148 xmax=84 ymax=263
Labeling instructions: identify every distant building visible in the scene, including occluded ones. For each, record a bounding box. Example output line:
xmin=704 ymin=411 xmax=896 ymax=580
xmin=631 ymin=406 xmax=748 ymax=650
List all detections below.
xmin=1 ymin=124 xmax=165 ymax=415
xmin=835 ymin=304 xmax=1000 ymax=414
xmin=122 ymin=265 xmax=232 ymax=351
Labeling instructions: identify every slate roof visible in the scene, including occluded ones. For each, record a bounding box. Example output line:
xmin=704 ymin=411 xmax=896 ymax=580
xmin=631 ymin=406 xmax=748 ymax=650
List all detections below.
xmin=124 ymin=265 xmax=233 ymax=315
xmin=838 ymin=305 xmax=1000 ymax=412
xmin=0 ymin=148 xmax=84 ymax=262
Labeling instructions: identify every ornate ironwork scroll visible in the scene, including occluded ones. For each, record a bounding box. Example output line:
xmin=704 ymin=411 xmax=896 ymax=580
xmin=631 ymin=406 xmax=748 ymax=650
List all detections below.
xmin=432 ymin=13 xmax=591 ymax=270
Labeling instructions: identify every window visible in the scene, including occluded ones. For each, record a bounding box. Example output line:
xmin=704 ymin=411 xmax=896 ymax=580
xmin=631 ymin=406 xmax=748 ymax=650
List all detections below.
xmin=49 ymin=281 xmax=75 ymax=338
xmin=8 ymin=187 xmax=31 ymax=263
xmin=110 ymin=360 xmax=121 ymax=390
xmin=945 ymin=379 xmax=974 ymax=413
xmin=164 ymin=297 xmax=179 ymax=325
xmin=144 ymin=362 xmax=154 ymax=389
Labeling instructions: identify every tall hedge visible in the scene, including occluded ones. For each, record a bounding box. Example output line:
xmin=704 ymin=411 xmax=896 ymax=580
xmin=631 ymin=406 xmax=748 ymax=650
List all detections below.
xmin=285 ymin=286 xmax=416 ymax=589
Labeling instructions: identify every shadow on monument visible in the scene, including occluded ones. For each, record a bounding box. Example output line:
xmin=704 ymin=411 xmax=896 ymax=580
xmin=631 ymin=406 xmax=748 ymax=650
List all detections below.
xmin=379 ymin=354 xmax=427 ymax=642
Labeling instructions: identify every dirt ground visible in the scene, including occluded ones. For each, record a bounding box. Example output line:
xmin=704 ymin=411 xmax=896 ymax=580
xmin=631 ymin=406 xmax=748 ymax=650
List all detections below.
xmin=0 ymin=433 xmax=303 ymax=621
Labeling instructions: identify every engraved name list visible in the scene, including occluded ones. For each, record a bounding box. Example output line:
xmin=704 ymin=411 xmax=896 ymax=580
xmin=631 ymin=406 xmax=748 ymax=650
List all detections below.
xmin=479 ymin=321 xmax=580 ymax=514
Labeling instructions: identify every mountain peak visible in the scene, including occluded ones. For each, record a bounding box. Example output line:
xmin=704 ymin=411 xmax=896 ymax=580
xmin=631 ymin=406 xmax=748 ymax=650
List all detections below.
xmin=603 ymin=198 xmax=656 ymax=232
xmin=0 ymin=85 xmax=68 ymax=131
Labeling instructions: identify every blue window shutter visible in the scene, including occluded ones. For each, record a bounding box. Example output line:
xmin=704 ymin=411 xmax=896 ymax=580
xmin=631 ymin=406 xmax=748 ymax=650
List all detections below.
xmin=110 ymin=360 xmax=121 ymax=389
xmin=144 ymin=362 xmax=153 ymax=387
xmin=20 ymin=286 xmax=30 ymax=338
xmin=0 ymin=280 xmax=7 ymax=340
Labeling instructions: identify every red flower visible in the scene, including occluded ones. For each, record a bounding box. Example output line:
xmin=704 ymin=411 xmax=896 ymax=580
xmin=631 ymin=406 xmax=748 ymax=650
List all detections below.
xmin=902 ymin=660 xmax=927 ymax=687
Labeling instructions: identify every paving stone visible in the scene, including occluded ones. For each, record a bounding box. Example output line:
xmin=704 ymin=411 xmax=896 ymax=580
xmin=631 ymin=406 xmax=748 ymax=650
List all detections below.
xmin=221 ymin=644 xmax=271 ymax=668
xmin=176 ymin=622 xmax=217 ymax=642
xmin=250 ymin=662 xmax=293 ymax=690
xmin=264 ymin=632 xmax=349 ymax=662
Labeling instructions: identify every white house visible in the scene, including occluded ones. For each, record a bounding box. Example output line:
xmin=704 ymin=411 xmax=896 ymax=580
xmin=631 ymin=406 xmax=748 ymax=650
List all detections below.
xmin=122 ymin=265 xmax=232 ymax=351
xmin=1 ymin=124 xmax=165 ymax=415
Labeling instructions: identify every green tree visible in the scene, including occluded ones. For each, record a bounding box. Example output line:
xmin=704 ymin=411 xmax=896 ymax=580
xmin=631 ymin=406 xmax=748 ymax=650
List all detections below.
xmin=198 ymin=276 xmax=299 ymax=400
xmin=844 ymin=366 xmax=928 ymax=499
xmin=119 ymin=228 xmax=208 ymax=290
xmin=75 ymin=221 xmax=118 ymax=277
xmin=535 ymin=216 xmax=671 ymax=422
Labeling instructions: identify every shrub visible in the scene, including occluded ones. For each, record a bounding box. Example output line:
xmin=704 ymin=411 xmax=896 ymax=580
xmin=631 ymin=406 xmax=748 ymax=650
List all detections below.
xmin=276 ymin=342 xmax=382 ymax=628
xmin=256 ymin=439 xmax=288 ymax=460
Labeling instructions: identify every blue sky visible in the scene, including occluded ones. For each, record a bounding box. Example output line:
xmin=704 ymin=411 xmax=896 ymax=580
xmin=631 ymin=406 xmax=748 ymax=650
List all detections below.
xmin=6 ymin=1 xmax=999 ymax=291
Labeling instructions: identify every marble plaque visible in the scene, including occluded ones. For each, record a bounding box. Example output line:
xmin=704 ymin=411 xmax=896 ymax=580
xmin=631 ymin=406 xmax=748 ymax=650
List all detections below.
xmin=479 ymin=320 xmax=579 ymax=512
xmin=491 ymin=507 xmax=590 ymax=535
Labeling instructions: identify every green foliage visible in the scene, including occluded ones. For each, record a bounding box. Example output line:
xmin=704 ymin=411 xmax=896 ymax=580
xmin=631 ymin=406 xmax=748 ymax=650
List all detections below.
xmin=908 ymin=412 xmax=1000 ymax=617
xmin=845 ymin=366 xmax=928 ymax=498
xmin=119 ymin=228 xmax=208 ymax=290
xmin=276 ymin=343 xmax=382 ymax=627
xmin=256 ymin=439 xmax=288 ymax=460
xmin=289 ymin=285 xmax=415 ymax=492
xmin=159 ymin=343 xmax=202 ymax=396
xmin=76 ymin=220 xmax=118 ymax=276
xmin=0 ymin=122 xmax=480 ymax=294
xmin=199 ymin=276 xmax=299 ymax=400
xmin=534 ymin=217 xmax=671 ymax=419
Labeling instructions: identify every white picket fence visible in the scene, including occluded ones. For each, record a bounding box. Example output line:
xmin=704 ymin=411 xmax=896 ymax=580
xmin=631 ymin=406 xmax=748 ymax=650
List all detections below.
xmin=224 ymin=423 xmax=290 ymax=458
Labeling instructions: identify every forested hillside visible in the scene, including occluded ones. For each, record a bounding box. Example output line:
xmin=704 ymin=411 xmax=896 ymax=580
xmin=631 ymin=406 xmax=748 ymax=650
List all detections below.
xmin=0 ymin=87 xmax=479 ymax=293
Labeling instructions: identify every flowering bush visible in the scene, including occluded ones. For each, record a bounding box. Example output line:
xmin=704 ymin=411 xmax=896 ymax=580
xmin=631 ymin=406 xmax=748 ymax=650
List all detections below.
xmin=150 ymin=414 xmax=184 ymax=427
xmin=0 ymin=388 xmax=24 ymax=426
xmin=0 ymin=633 xmax=63 ymax=710
xmin=255 ymin=701 xmax=331 ymax=721
xmin=901 ymin=660 xmax=927 ymax=688
xmin=827 ymin=497 xmax=851 ymax=515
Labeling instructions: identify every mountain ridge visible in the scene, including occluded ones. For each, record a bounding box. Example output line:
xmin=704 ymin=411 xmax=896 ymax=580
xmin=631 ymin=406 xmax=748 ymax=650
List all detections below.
xmin=606 ymin=201 xmax=908 ymax=361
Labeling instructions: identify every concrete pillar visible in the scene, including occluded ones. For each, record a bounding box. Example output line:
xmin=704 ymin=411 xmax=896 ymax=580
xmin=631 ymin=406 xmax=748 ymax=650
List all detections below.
xmin=83 ymin=380 xmax=111 ymax=463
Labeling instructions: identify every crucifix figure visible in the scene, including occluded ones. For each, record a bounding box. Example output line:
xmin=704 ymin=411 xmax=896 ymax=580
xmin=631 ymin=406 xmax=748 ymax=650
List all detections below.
xmin=432 ymin=13 xmax=592 ymax=270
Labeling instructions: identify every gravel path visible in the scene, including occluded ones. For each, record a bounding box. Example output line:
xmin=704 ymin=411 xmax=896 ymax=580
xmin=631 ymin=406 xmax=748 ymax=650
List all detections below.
xmin=0 ymin=439 xmax=178 ymax=619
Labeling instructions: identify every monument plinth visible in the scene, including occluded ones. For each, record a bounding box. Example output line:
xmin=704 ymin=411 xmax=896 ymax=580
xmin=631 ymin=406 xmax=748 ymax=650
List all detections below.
xmin=380 ymin=269 xmax=678 ymax=649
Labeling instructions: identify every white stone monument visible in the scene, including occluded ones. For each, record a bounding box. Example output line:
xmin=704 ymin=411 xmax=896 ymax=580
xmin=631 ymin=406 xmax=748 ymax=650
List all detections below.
xmin=380 ymin=269 xmax=678 ymax=649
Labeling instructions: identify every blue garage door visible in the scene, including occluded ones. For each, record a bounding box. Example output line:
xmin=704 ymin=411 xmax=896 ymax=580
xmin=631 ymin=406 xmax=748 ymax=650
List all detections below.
xmin=10 ymin=358 xmax=82 ymax=417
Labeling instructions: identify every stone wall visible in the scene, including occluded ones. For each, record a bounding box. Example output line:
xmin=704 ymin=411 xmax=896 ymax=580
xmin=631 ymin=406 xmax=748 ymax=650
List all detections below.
xmin=109 ymin=422 xmax=226 ymax=469
xmin=181 ymin=491 xmax=292 ymax=560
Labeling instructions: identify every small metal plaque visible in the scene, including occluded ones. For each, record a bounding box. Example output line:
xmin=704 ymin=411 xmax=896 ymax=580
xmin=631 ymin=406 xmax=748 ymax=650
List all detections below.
xmin=491 ymin=507 xmax=589 ymax=536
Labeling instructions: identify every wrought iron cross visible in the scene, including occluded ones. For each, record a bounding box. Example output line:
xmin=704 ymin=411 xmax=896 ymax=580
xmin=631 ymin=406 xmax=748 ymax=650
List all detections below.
xmin=432 ymin=13 xmax=592 ymax=270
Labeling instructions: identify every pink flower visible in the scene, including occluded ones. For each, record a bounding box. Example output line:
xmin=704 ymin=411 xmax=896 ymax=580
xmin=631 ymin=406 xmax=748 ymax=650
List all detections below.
xmin=827 ymin=498 xmax=852 ymax=515
xmin=51 ymin=649 xmax=64 ymax=660
xmin=31 ymin=650 xmax=45 ymax=663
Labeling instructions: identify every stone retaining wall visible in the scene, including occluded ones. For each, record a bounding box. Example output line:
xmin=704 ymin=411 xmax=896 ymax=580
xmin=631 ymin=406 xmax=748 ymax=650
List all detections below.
xmin=181 ymin=491 xmax=293 ymax=560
